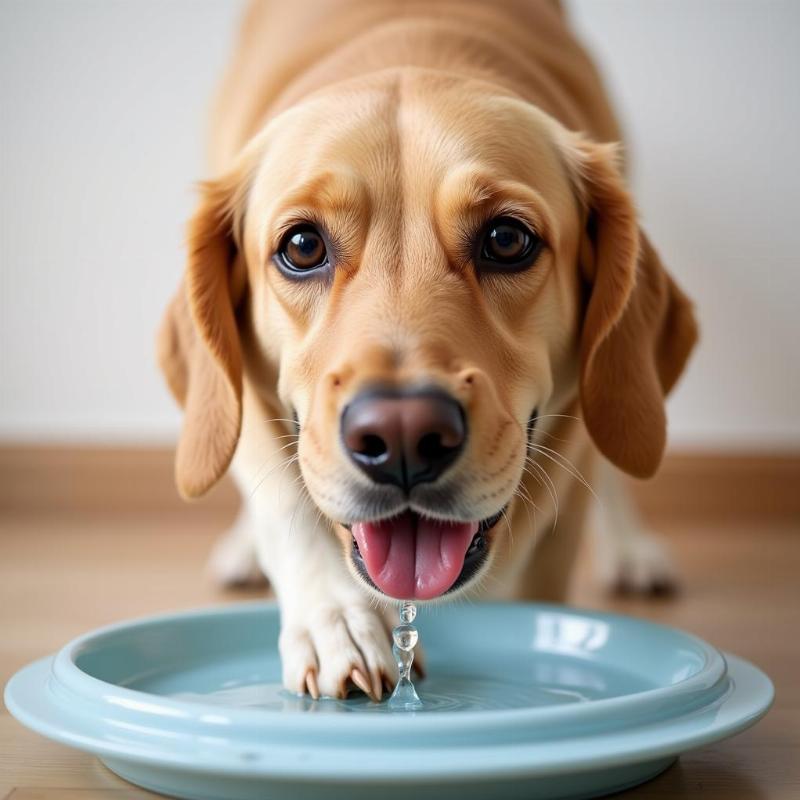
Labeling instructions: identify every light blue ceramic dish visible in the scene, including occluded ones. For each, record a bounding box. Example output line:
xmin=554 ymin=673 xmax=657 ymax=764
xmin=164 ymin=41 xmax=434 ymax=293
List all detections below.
xmin=5 ymin=602 xmax=772 ymax=800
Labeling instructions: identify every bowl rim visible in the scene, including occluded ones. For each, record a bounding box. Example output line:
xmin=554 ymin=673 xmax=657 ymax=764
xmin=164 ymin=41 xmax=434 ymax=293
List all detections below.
xmin=46 ymin=600 xmax=729 ymax=740
xmin=4 ymin=649 xmax=773 ymax=781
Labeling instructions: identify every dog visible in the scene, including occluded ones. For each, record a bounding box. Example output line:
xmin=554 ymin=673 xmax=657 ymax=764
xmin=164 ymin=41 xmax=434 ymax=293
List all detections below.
xmin=158 ymin=0 xmax=697 ymax=701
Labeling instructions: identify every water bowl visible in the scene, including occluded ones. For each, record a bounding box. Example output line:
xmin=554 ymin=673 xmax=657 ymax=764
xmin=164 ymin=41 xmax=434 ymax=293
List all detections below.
xmin=4 ymin=601 xmax=773 ymax=800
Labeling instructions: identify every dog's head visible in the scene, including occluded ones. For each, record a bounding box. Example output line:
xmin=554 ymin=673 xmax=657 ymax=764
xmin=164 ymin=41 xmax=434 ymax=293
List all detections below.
xmin=159 ymin=70 xmax=697 ymax=601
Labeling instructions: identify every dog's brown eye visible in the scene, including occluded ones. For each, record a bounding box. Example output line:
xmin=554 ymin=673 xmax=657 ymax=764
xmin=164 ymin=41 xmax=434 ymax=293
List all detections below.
xmin=278 ymin=224 xmax=328 ymax=272
xmin=477 ymin=217 xmax=542 ymax=272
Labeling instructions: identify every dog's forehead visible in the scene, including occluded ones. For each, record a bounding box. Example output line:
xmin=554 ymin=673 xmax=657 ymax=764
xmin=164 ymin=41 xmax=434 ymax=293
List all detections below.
xmin=258 ymin=72 xmax=570 ymax=209
xmin=397 ymin=78 xmax=567 ymax=187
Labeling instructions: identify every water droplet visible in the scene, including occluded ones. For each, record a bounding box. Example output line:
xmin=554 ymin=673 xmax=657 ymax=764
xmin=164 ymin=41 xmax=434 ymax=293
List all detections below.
xmin=399 ymin=600 xmax=417 ymax=624
xmin=392 ymin=624 xmax=418 ymax=651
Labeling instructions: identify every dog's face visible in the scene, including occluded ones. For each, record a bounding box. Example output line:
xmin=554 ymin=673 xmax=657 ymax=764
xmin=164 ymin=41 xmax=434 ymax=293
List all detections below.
xmin=246 ymin=74 xmax=582 ymax=600
xmin=160 ymin=70 xmax=696 ymax=602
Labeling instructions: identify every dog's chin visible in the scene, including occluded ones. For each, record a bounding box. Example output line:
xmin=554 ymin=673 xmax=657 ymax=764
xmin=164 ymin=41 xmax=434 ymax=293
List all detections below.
xmin=341 ymin=507 xmax=504 ymax=603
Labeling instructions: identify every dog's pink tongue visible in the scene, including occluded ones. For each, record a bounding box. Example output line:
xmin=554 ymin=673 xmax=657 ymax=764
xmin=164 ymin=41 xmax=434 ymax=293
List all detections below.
xmin=352 ymin=513 xmax=478 ymax=600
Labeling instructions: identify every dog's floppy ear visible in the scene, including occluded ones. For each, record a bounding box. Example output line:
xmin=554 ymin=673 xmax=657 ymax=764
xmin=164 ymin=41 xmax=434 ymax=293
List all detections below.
xmin=157 ymin=171 xmax=249 ymax=499
xmin=563 ymin=134 xmax=698 ymax=478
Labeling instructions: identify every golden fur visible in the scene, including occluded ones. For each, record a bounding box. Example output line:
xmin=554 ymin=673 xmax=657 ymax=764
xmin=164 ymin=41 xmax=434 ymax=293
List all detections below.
xmin=158 ymin=0 xmax=697 ymax=696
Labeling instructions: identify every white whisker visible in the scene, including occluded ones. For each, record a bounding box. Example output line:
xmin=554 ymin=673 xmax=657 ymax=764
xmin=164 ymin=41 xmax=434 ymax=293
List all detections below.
xmin=499 ymin=506 xmax=514 ymax=547
xmin=527 ymin=459 xmax=559 ymax=533
xmin=262 ymin=417 xmax=300 ymax=426
xmin=249 ymin=453 xmax=299 ymax=500
xmin=526 ymin=443 xmax=597 ymax=501
xmin=249 ymin=439 xmax=299 ymax=489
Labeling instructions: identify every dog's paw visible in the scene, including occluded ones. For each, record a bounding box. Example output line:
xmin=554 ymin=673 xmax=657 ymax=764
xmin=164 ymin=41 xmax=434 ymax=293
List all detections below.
xmin=279 ymin=604 xmax=397 ymax=701
xmin=206 ymin=512 xmax=266 ymax=588
xmin=598 ymin=528 xmax=679 ymax=596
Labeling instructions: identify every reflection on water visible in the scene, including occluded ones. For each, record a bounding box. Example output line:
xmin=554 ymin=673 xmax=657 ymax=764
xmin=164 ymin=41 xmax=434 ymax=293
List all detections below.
xmin=172 ymin=673 xmax=595 ymax=714
xmin=135 ymin=614 xmax=655 ymax=716
xmin=532 ymin=660 xmax=608 ymax=694
xmin=534 ymin=613 xmax=610 ymax=657
xmin=165 ymin=648 xmax=653 ymax=714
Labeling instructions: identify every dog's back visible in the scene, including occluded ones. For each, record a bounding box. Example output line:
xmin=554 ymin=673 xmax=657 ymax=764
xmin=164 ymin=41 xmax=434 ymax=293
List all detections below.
xmin=210 ymin=0 xmax=621 ymax=173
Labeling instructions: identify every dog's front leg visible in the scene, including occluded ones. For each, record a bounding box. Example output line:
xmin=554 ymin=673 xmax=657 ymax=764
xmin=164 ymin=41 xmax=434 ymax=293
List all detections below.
xmin=230 ymin=412 xmax=395 ymax=701
xmin=592 ymin=460 xmax=678 ymax=594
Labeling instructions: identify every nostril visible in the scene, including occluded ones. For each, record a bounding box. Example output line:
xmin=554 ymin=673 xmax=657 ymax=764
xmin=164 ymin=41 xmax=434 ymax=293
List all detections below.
xmin=355 ymin=433 xmax=389 ymax=462
xmin=342 ymin=389 xmax=466 ymax=488
xmin=417 ymin=432 xmax=455 ymax=462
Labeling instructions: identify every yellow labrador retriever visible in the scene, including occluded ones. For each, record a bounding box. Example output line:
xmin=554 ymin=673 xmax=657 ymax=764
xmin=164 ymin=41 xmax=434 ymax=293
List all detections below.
xmin=159 ymin=0 xmax=697 ymax=701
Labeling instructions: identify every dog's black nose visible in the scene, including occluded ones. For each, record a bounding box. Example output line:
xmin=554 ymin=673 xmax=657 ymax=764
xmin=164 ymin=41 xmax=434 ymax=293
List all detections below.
xmin=341 ymin=389 xmax=466 ymax=490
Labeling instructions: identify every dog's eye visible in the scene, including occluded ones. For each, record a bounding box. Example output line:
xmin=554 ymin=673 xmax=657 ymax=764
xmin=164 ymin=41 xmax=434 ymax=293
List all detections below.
xmin=477 ymin=217 xmax=542 ymax=272
xmin=277 ymin=224 xmax=328 ymax=272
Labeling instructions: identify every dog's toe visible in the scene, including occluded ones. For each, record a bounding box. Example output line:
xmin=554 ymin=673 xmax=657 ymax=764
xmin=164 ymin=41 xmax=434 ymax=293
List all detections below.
xmin=280 ymin=604 xmax=395 ymax=702
xmin=342 ymin=605 xmax=397 ymax=700
xmin=279 ymin=625 xmax=318 ymax=695
xmin=600 ymin=529 xmax=679 ymax=596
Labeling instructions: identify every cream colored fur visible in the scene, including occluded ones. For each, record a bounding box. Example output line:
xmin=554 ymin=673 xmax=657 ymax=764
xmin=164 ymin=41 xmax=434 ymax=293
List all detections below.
xmin=159 ymin=0 xmax=697 ymax=700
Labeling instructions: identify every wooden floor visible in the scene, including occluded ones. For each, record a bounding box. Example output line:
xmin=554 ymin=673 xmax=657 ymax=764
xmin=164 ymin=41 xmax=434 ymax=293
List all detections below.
xmin=1 ymin=502 xmax=799 ymax=799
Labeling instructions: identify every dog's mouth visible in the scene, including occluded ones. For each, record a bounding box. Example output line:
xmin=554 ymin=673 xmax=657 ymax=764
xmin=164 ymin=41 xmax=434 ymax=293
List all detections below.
xmin=344 ymin=508 xmax=503 ymax=600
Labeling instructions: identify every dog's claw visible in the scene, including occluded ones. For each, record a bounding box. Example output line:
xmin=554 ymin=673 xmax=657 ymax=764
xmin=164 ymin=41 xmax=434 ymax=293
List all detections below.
xmin=350 ymin=667 xmax=373 ymax=698
xmin=281 ymin=605 xmax=396 ymax=701
xmin=305 ymin=669 xmax=320 ymax=700
xmin=371 ymin=671 xmax=384 ymax=701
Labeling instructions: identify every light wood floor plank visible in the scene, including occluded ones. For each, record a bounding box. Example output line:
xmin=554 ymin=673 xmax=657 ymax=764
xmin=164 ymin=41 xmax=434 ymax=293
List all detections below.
xmin=1 ymin=477 xmax=798 ymax=797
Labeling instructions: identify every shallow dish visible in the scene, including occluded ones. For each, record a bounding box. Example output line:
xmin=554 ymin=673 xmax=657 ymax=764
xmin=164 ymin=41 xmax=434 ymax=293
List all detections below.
xmin=5 ymin=601 xmax=772 ymax=800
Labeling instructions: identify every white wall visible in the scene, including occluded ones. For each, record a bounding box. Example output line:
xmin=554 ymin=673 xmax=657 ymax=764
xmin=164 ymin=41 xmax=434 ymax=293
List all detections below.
xmin=1 ymin=0 xmax=798 ymax=449
xmin=0 ymin=0 xmax=243 ymax=442
xmin=570 ymin=0 xmax=800 ymax=449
